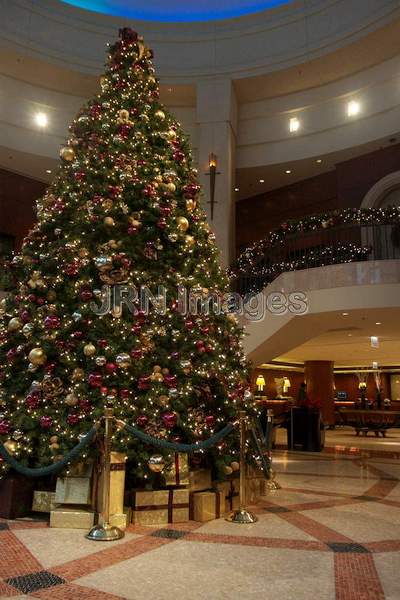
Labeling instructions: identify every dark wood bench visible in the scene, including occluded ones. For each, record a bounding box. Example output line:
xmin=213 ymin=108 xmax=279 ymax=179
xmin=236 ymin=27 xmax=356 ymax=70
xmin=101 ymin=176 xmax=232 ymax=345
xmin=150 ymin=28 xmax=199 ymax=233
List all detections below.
xmin=338 ymin=409 xmax=400 ymax=437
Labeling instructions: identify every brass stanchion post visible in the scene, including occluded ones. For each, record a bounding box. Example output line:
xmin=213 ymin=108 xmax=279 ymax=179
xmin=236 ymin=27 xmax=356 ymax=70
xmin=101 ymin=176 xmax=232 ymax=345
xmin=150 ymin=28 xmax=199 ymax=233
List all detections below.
xmin=86 ymin=403 xmax=125 ymax=541
xmin=226 ymin=411 xmax=257 ymax=524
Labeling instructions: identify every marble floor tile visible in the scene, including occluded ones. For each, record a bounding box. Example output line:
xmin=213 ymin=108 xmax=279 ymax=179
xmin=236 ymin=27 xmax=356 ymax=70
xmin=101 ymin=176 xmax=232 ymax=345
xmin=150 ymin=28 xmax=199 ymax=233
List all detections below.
xmin=75 ymin=540 xmax=335 ymax=600
xmin=13 ymin=528 xmax=141 ymax=568
xmin=195 ymin=513 xmax=317 ymax=540
xmin=374 ymin=552 xmax=400 ymax=600
xmin=303 ymin=502 xmax=400 ymax=542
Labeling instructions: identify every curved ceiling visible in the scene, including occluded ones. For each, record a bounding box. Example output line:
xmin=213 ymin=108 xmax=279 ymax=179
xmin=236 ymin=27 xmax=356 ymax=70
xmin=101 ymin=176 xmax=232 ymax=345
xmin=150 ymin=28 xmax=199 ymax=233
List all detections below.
xmin=61 ymin=0 xmax=291 ymax=22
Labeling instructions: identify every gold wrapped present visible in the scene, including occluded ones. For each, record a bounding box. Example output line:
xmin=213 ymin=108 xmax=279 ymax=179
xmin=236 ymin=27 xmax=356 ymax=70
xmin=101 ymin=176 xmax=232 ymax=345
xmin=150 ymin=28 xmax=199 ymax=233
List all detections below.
xmin=32 ymin=491 xmax=56 ymax=513
xmin=188 ymin=469 xmax=212 ymax=492
xmin=96 ymin=452 xmax=126 ymax=514
xmin=131 ymin=489 xmax=189 ymax=525
xmin=190 ymin=490 xmax=224 ymax=522
xmin=164 ymin=453 xmax=189 ymax=486
xmin=109 ymin=506 xmax=132 ymax=530
xmin=214 ymin=478 xmax=240 ymax=514
xmin=64 ymin=460 xmax=94 ymax=478
xmin=246 ymin=477 xmax=264 ymax=504
xmin=55 ymin=477 xmax=91 ymax=505
xmin=50 ymin=506 xmax=95 ymax=529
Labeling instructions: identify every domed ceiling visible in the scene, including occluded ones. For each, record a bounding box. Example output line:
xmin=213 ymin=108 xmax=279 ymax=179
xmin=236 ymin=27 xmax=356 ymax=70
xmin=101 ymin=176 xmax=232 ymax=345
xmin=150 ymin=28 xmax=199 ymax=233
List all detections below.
xmin=61 ymin=0 xmax=291 ymax=22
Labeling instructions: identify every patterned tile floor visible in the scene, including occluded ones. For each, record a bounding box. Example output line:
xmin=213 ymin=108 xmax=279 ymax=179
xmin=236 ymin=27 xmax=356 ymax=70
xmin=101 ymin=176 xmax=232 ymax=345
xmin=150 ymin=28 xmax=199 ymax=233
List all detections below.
xmin=0 ymin=427 xmax=399 ymax=599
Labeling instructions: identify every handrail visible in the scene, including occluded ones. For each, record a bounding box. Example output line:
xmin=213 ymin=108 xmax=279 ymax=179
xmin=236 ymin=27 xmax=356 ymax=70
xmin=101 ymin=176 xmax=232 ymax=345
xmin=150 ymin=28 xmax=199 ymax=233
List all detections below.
xmin=232 ymin=209 xmax=400 ymax=295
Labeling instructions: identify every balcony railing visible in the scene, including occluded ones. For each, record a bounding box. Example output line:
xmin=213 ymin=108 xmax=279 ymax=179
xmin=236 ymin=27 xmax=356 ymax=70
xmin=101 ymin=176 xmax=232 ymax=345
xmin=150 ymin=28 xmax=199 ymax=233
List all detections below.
xmin=233 ymin=208 xmax=400 ymax=296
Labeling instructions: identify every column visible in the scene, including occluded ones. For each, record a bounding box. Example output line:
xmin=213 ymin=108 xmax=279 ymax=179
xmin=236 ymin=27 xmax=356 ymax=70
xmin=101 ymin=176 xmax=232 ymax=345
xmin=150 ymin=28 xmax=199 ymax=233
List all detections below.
xmin=196 ymin=79 xmax=237 ymax=267
xmin=304 ymin=361 xmax=335 ymax=426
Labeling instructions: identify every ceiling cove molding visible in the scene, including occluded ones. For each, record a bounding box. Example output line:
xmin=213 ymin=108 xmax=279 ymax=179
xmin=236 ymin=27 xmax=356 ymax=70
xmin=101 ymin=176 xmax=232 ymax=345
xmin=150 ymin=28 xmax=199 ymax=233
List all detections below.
xmin=2 ymin=0 xmax=400 ymax=79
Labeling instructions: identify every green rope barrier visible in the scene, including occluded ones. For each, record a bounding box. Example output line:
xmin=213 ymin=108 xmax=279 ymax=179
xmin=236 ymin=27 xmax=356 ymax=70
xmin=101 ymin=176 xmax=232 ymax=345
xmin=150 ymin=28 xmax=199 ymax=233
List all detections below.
xmin=122 ymin=422 xmax=235 ymax=453
xmin=0 ymin=426 xmax=98 ymax=477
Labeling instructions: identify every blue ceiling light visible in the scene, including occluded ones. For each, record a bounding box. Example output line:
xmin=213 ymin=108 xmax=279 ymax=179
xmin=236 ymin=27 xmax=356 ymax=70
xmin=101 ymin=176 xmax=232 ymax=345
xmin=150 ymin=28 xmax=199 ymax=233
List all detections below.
xmin=61 ymin=0 xmax=291 ymax=22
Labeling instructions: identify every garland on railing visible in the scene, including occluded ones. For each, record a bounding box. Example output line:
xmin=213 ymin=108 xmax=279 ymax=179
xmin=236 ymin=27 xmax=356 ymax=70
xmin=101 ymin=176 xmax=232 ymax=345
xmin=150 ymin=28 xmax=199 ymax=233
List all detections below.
xmin=231 ymin=206 xmax=400 ymax=275
xmin=239 ymin=243 xmax=372 ymax=294
xmin=0 ymin=425 xmax=97 ymax=477
xmin=121 ymin=421 xmax=235 ymax=453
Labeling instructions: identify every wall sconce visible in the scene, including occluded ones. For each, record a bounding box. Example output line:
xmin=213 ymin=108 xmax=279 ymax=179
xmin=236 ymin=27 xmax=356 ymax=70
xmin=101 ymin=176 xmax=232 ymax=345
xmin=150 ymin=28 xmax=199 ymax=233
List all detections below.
xmin=283 ymin=377 xmax=291 ymax=394
xmin=207 ymin=153 xmax=220 ymax=220
xmin=256 ymin=374 xmax=266 ymax=393
xmin=358 ymin=382 xmax=367 ymax=390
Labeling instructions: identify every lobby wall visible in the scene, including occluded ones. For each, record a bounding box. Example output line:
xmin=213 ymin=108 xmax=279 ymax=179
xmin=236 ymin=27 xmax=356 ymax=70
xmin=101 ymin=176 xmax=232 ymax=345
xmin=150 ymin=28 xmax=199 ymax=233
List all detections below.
xmin=236 ymin=141 xmax=400 ymax=252
xmin=0 ymin=169 xmax=46 ymax=250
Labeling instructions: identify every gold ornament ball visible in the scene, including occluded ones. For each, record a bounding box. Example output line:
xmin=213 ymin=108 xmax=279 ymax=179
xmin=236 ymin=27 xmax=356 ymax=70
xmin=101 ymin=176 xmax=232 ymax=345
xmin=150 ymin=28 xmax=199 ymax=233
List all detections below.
xmin=60 ymin=146 xmax=75 ymax=162
xmin=0 ymin=298 xmax=7 ymax=313
xmin=177 ymin=216 xmax=189 ymax=232
xmin=224 ymin=465 xmax=233 ymax=475
xmin=230 ymin=461 xmax=240 ymax=472
xmin=47 ymin=290 xmax=57 ymax=301
xmin=118 ymin=109 xmax=130 ymax=122
xmin=83 ymin=343 xmax=96 ymax=357
xmin=153 ymin=365 xmax=162 ymax=373
xmin=28 ymin=347 xmax=47 ymax=366
xmin=185 ymin=235 xmax=195 ymax=248
xmin=186 ymin=199 xmax=196 ymax=212
xmin=4 ymin=439 xmax=17 ymax=455
xmin=148 ymin=455 xmax=165 ymax=473
xmin=128 ymin=217 xmax=142 ymax=228
xmin=50 ymin=435 xmax=59 ymax=444
xmin=166 ymin=182 xmax=176 ymax=193
xmin=50 ymin=442 xmax=60 ymax=450
xmin=72 ymin=367 xmax=85 ymax=381
xmin=66 ymin=393 xmax=78 ymax=406
xmin=155 ymin=109 xmax=165 ymax=121
xmin=8 ymin=317 xmax=23 ymax=332
xmin=104 ymin=216 xmax=115 ymax=226
xmin=166 ymin=129 xmax=177 ymax=140
xmin=116 ymin=353 xmax=132 ymax=368
xmin=152 ymin=372 xmax=164 ymax=383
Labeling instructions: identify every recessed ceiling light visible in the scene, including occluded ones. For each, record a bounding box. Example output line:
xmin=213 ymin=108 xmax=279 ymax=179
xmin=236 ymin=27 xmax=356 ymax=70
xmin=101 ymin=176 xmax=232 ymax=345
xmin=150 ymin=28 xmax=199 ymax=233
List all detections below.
xmin=259 ymin=179 xmax=265 ymax=183
xmin=168 ymin=87 xmax=172 ymax=92
xmin=375 ymin=322 xmax=382 ymax=325
xmin=46 ymin=169 xmax=52 ymax=174
xmin=316 ymin=159 xmax=322 ymax=164
xmin=234 ymin=187 xmax=239 ymax=192
xmin=34 ymin=112 xmax=48 ymax=127
xmin=348 ymin=333 xmax=353 ymax=337
xmin=342 ymin=312 xmax=349 ymax=316
xmin=285 ymin=170 xmax=292 ymax=174
xmin=347 ymin=100 xmax=360 ymax=117
xmin=289 ymin=117 xmax=300 ymax=133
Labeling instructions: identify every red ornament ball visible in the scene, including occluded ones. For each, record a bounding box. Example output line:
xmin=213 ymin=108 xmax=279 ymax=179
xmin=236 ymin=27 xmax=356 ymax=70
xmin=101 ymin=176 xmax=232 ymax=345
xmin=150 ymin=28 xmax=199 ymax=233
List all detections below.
xmin=40 ymin=416 xmax=53 ymax=429
xmin=136 ymin=415 xmax=148 ymax=427
xmin=88 ymin=373 xmax=103 ymax=388
xmin=0 ymin=420 xmax=11 ymax=435
xmin=162 ymin=412 xmax=177 ymax=429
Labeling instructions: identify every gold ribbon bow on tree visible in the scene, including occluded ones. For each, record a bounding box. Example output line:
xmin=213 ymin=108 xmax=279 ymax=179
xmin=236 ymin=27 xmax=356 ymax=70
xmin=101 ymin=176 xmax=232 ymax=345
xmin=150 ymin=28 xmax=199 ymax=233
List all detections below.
xmin=42 ymin=377 xmax=64 ymax=403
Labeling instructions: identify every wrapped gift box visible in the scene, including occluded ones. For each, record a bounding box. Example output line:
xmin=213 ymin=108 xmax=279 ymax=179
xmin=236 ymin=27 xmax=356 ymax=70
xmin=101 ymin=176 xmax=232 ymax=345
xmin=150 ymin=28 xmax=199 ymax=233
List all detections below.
xmin=50 ymin=506 xmax=95 ymax=529
xmin=164 ymin=453 xmax=189 ymax=486
xmin=65 ymin=460 xmax=94 ymax=478
xmin=131 ymin=489 xmax=189 ymax=525
xmin=188 ymin=469 xmax=212 ymax=492
xmin=32 ymin=491 xmax=56 ymax=513
xmin=109 ymin=506 xmax=132 ymax=530
xmin=214 ymin=478 xmax=240 ymax=514
xmin=96 ymin=452 xmax=126 ymax=514
xmin=190 ymin=490 xmax=224 ymax=522
xmin=246 ymin=478 xmax=265 ymax=504
xmin=55 ymin=477 xmax=91 ymax=505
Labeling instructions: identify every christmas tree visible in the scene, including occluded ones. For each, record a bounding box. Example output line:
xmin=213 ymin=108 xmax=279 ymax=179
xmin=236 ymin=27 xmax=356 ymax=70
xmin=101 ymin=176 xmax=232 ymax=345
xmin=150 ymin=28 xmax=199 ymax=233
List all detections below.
xmin=0 ymin=28 xmax=251 ymax=484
